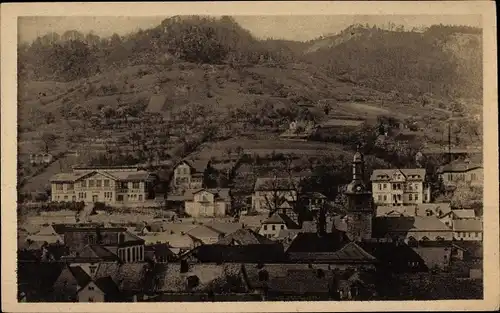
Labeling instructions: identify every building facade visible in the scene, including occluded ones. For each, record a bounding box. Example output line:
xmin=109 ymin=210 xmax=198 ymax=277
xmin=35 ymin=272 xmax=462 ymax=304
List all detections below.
xmin=437 ymin=157 xmax=483 ymax=188
xmin=50 ymin=166 xmax=157 ymax=206
xmin=370 ymin=168 xmax=431 ymax=206
xmin=172 ymin=160 xmax=209 ymax=191
xmin=184 ymin=188 xmax=231 ymax=217
xmin=344 ymin=150 xmax=374 ymax=242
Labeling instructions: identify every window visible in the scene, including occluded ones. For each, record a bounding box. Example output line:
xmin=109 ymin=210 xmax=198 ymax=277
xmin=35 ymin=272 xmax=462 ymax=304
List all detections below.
xmin=392 ymin=183 xmax=396 ymax=189
xmin=383 ymin=183 xmax=387 ymax=189
xmin=87 ymin=234 xmax=96 ymax=244
xmin=409 ymin=194 xmax=413 ymax=201
xmin=397 ymin=195 xmax=402 ymax=201
xmin=89 ymin=180 xmax=95 ymax=187
xmin=408 ymin=184 xmax=412 ymax=191
xmin=133 ymin=182 xmax=140 ymax=189
xmin=272 ymin=225 xmax=276 ymax=231
xmin=64 ymin=195 xmax=68 ymax=200
xmin=81 ymin=181 xmax=87 ymax=188
xmin=415 ymin=194 xmax=419 ymax=201
xmin=67 ymin=184 xmax=74 ymax=190
xmin=378 ymin=184 xmax=382 ymax=190
xmin=88 ymin=286 xmax=94 ymax=291
xmin=56 ymin=184 xmax=63 ymax=191
xmin=383 ymin=195 xmax=387 ymax=201
xmin=96 ymin=180 xmax=102 ymax=187
xmin=414 ymin=184 xmax=418 ymax=190
xmin=72 ymin=196 xmax=76 ymax=201
xmin=139 ymin=195 xmax=143 ymax=201
xmin=378 ymin=195 xmax=382 ymax=201
xmin=88 ymin=297 xmax=94 ymax=302
xmin=263 ymin=225 xmax=268 ymax=230
xmin=281 ymin=225 xmax=285 ymax=230
xmin=104 ymin=179 xmax=110 ymax=187
xmin=471 ymin=173 xmax=477 ymax=181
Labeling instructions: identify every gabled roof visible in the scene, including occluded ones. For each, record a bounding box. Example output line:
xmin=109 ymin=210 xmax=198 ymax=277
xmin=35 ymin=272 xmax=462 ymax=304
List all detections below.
xmin=286 ymin=232 xmax=350 ymax=254
xmin=453 ymin=219 xmax=482 ymax=232
xmin=287 ymin=237 xmax=377 ymax=263
xmin=372 ymin=217 xmax=450 ymax=236
xmin=203 ymin=221 xmax=242 ymax=236
xmin=239 ymin=214 xmax=268 ymax=230
xmin=188 ymin=243 xmax=287 ymax=263
xmin=176 ymin=159 xmax=210 ymax=173
xmin=51 ymin=169 xmax=154 ymax=183
xmin=92 ymin=276 xmax=121 ymax=296
xmin=216 ymin=228 xmax=275 ymax=245
xmin=452 ymin=209 xmax=476 ymax=219
xmin=370 ymin=168 xmax=426 ymax=181
xmin=190 ymin=188 xmax=231 ymax=202
xmin=262 ymin=213 xmax=300 ymax=229
xmin=437 ymin=156 xmax=483 ymax=173
xmin=70 ymin=266 xmax=92 ymax=287
xmin=94 ymin=263 xmax=150 ymax=293
xmin=187 ymin=225 xmax=223 ymax=242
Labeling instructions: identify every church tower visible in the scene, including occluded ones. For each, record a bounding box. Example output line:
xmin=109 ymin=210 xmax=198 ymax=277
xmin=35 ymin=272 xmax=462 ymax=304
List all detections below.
xmin=344 ymin=147 xmax=374 ymax=242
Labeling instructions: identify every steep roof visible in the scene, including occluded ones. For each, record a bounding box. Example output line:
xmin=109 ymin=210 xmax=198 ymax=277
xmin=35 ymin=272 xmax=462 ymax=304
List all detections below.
xmin=359 ymin=241 xmax=428 ymax=272
xmin=203 ymin=221 xmax=242 ymax=236
xmin=239 ymin=214 xmax=268 ymax=230
xmin=70 ymin=244 xmax=120 ymax=262
xmin=453 ymin=219 xmax=482 ymax=232
xmin=92 ymin=276 xmax=121 ymax=296
xmin=94 ymin=263 xmax=150 ymax=293
xmin=370 ymin=168 xmax=426 ymax=181
xmin=216 ymin=228 xmax=275 ymax=245
xmin=177 ymin=159 xmax=210 ymax=173
xmin=262 ymin=213 xmax=300 ymax=229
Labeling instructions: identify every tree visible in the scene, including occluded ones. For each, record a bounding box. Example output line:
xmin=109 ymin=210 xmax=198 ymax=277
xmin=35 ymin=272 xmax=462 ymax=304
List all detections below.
xmin=39 ymin=132 xmax=58 ymax=153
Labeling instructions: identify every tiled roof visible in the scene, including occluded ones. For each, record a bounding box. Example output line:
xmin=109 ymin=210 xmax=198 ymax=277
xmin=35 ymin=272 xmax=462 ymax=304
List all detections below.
xmin=139 ymin=233 xmax=193 ymax=249
xmin=188 ymin=244 xmax=287 ymax=263
xmin=453 ymin=219 xmax=482 ymax=232
xmin=216 ymin=228 xmax=275 ymax=245
xmin=94 ymin=263 xmax=150 ymax=293
xmin=71 ymin=244 xmax=120 ymax=261
xmin=203 ymin=221 xmax=242 ymax=236
xmin=26 ymin=233 xmax=63 ymax=244
xmin=254 ymin=177 xmax=302 ymax=191
xmin=286 ymin=232 xmax=349 ymax=254
xmin=50 ymin=172 xmax=84 ymax=182
xmin=416 ymin=203 xmax=452 ymax=217
xmin=160 ymin=222 xmax=199 ymax=235
xmin=437 ymin=156 xmax=483 ymax=173
xmin=239 ymin=214 xmax=268 ymax=230
xmin=93 ymin=276 xmax=121 ymax=296
xmin=191 ymin=188 xmax=231 ymax=202
xmin=370 ymin=168 xmax=426 ymax=181
xmin=51 ymin=170 xmax=153 ymax=183
xmin=288 ymin=241 xmax=377 ymax=263
xmin=372 ymin=216 xmax=450 ymax=236
xmin=263 ymin=213 xmax=300 ymax=229
xmin=452 ymin=209 xmax=476 ymax=219
xmin=70 ymin=266 xmax=92 ymax=288
xmin=359 ymin=242 xmax=428 ymax=272
xmin=178 ymin=159 xmax=210 ymax=173
xmin=187 ymin=225 xmax=223 ymax=242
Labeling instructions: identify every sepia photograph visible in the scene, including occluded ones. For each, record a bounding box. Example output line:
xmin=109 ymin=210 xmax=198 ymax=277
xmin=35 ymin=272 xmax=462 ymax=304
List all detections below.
xmin=1 ymin=1 xmax=499 ymax=312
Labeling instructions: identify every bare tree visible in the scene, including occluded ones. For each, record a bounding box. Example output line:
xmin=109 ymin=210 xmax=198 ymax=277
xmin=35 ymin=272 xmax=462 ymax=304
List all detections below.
xmin=39 ymin=132 xmax=58 ymax=153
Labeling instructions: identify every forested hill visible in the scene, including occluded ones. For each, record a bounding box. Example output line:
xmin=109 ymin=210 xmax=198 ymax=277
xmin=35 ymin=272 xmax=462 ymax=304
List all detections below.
xmin=18 ymin=16 xmax=482 ymax=101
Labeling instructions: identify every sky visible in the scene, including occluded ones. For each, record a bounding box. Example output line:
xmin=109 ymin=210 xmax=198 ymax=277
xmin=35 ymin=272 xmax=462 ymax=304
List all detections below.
xmin=18 ymin=15 xmax=482 ymax=43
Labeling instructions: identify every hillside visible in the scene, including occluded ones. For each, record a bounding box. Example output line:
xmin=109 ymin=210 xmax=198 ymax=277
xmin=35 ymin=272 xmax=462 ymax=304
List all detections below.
xmin=18 ymin=17 xmax=483 ymax=175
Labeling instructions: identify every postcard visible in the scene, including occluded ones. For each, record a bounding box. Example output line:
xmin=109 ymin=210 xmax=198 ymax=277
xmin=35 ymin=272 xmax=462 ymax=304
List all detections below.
xmin=1 ymin=1 xmax=498 ymax=312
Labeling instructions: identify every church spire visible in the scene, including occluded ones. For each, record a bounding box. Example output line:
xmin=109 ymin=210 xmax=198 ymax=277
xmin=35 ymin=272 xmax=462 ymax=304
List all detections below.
xmin=352 ymin=144 xmax=364 ymax=183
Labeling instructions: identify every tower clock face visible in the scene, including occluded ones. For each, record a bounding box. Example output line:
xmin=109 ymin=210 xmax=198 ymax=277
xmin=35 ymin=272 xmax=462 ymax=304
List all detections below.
xmin=356 ymin=185 xmax=362 ymax=191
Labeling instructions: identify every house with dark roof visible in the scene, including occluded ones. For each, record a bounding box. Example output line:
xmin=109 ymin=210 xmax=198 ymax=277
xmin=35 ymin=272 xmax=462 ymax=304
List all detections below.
xmin=372 ymin=216 xmax=453 ymax=242
xmin=172 ymin=159 xmax=211 ymax=191
xmin=452 ymin=219 xmax=483 ymax=241
xmin=50 ymin=166 xmax=158 ymax=206
xmin=370 ymin=168 xmax=431 ymax=206
xmin=184 ymin=188 xmax=232 ymax=217
xmin=182 ymin=243 xmax=287 ymax=264
xmin=61 ymin=226 xmax=145 ymax=264
xmin=258 ymin=213 xmax=300 ymax=239
xmin=285 ymin=233 xmax=378 ymax=267
xmin=216 ymin=228 xmax=275 ymax=246
xmin=437 ymin=156 xmax=483 ymax=188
